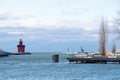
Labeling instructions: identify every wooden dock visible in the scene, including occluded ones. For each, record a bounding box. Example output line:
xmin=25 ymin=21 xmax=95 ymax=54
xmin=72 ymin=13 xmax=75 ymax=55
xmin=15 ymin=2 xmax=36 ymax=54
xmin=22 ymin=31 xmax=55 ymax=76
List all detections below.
xmin=66 ymin=57 xmax=120 ymax=64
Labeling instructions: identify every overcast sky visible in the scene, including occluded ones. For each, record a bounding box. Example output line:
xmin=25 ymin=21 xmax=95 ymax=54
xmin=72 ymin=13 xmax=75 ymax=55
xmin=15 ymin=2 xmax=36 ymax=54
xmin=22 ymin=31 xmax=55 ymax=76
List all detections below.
xmin=0 ymin=0 xmax=119 ymax=52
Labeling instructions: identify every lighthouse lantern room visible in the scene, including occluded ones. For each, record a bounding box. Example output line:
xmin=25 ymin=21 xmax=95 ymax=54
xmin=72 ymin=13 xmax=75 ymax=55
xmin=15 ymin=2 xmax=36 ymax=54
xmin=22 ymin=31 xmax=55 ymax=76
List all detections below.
xmin=17 ymin=39 xmax=25 ymax=53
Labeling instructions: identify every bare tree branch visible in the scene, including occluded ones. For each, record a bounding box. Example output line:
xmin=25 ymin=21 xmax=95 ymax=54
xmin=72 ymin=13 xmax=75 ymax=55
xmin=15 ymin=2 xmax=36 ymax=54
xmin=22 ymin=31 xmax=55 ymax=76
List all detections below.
xmin=113 ymin=11 xmax=120 ymax=40
xmin=98 ymin=18 xmax=108 ymax=56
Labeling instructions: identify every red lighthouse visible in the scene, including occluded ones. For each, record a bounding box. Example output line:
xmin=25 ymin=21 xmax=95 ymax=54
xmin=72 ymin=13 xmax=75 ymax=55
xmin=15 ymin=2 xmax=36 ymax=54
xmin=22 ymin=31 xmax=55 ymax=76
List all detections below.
xmin=17 ymin=39 xmax=25 ymax=53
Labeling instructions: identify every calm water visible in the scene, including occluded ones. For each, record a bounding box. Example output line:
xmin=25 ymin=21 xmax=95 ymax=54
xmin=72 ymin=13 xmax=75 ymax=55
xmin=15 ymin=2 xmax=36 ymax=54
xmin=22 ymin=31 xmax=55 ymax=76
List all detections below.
xmin=0 ymin=52 xmax=120 ymax=80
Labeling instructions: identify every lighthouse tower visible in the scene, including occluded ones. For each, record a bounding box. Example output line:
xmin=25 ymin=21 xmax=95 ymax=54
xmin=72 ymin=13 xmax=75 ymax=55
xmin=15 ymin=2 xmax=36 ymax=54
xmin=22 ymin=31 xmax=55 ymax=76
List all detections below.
xmin=17 ymin=39 xmax=25 ymax=53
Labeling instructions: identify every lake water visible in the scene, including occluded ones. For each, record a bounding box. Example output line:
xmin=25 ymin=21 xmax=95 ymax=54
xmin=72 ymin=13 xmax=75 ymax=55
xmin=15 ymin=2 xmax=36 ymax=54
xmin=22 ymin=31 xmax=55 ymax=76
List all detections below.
xmin=0 ymin=52 xmax=120 ymax=80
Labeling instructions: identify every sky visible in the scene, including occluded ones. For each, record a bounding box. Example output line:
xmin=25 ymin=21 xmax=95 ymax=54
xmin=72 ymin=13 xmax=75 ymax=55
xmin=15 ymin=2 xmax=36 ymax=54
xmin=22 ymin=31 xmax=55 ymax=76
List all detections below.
xmin=0 ymin=0 xmax=120 ymax=52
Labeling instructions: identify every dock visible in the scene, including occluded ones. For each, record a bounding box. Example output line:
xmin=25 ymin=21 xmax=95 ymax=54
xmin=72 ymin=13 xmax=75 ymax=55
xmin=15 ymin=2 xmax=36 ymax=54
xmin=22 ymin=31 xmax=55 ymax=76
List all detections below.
xmin=10 ymin=52 xmax=31 ymax=55
xmin=66 ymin=57 xmax=120 ymax=64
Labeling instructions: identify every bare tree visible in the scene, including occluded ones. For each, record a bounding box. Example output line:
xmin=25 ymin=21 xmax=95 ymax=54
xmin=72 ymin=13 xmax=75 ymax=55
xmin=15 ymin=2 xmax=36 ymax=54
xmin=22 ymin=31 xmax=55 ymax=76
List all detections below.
xmin=98 ymin=18 xmax=108 ymax=56
xmin=115 ymin=11 xmax=120 ymax=26
xmin=112 ymin=40 xmax=116 ymax=54
xmin=114 ymin=11 xmax=120 ymax=38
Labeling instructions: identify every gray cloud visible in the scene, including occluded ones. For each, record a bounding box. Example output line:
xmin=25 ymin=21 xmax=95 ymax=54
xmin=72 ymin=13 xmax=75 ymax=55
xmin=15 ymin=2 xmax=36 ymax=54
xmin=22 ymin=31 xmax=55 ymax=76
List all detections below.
xmin=0 ymin=26 xmax=98 ymax=43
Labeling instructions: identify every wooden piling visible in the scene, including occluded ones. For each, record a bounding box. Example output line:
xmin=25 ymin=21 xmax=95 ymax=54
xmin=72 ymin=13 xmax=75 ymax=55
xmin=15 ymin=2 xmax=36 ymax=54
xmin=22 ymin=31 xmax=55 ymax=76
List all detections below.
xmin=52 ymin=54 xmax=59 ymax=63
